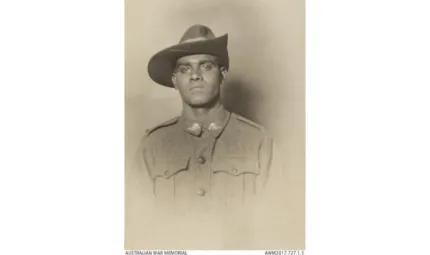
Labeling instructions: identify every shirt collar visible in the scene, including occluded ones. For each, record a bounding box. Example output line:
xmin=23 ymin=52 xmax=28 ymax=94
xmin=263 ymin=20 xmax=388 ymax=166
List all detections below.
xmin=178 ymin=106 xmax=231 ymax=138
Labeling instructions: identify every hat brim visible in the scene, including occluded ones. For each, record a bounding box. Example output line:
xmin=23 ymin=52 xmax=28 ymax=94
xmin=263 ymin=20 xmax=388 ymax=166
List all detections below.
xmin=147 ymin=34 xmax=229 ymax=87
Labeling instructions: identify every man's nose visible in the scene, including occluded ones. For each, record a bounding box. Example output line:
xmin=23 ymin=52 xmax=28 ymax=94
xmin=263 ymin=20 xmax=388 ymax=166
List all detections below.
xmin=190 ymin=68 xmax=202 ymax=81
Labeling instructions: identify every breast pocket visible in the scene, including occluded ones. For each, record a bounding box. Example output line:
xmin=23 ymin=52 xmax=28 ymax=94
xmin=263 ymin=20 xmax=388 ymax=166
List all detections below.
xmin=150 ymin=157 xmax=190 ymax=201
xmin=151 ymin=157 xmax=190 ymax=179
xmin=211 ymin=157 xmax=260 ymax=206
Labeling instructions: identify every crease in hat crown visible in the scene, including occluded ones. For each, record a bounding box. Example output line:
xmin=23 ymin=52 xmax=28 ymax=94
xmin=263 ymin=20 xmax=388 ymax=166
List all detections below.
xmin=147 ymin=24 xmax=229 ymax=87
xmin=179 ymin=25 xmax=216 ymax=43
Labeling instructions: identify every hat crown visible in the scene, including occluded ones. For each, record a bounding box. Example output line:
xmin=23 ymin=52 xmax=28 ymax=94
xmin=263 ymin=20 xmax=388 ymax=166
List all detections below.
xmin=179 ymin=25 xmax=216 ymax=43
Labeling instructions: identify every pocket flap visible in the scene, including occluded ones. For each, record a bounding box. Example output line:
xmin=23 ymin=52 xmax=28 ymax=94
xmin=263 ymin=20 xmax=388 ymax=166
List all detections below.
xmin=211 ymin=157 xmax=259 ymax=176
xmin=150 ymin=157 xmax=190 ymax=179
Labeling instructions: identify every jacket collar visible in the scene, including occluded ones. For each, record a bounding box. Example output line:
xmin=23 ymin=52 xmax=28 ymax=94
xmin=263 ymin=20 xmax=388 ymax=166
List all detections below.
xmin=178 ymin=106 xmax=231 ymax=138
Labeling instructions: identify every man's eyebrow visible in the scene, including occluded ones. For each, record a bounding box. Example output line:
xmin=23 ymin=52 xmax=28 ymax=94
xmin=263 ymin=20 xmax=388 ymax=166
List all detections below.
xmin=175 ymin=63 xmax=191 ymax=67
xmin=176 ymin=60 xmax=218 ymax=66
xmin=199 ymin=60 xmax=217 ymax=65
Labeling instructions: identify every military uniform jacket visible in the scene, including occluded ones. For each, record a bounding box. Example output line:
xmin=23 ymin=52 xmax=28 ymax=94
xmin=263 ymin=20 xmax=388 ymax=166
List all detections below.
xmin=136 ymin=106 xmax=282 ymax=212
xmin=127 ymin=107 xmax=285 ymax=249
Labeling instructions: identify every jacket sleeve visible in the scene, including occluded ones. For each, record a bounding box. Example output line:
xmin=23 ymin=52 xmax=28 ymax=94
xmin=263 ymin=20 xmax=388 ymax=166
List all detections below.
xmin=250 ymin=135 xmax=289 ymax=249
xmin=132 ymin=136 xmax=157 ymax=203
xmin=256 ymin=135 xmax=285 ymax=199
xmin=124 ymin=137 xmax=158 ymax=249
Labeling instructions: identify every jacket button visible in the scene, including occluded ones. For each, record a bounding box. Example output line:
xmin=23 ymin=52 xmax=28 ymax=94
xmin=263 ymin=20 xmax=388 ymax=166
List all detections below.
xmin=197 ymin=188 xmax=206 ymax=196
xmin=232 ymin=168 xmax=238 ymax=174
xmin=197 ymin=156 xmax=206 ymax=164
xmin=164 ymin=171 xmax=169 ymax=176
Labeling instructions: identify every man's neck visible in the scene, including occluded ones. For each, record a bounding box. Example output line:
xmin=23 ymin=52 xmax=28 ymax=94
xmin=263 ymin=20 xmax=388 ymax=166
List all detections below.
xmin=182 ymin=101 xmax=224 ymax=123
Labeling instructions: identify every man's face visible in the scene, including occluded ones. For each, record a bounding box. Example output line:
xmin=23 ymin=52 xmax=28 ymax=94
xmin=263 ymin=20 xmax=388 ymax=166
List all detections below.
xmin=172 ymin=54 xmax=227 ymax=107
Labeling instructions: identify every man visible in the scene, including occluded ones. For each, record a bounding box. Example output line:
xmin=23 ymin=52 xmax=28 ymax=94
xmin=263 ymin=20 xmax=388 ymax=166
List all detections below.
xmin=127 ymin=24 xmax=284 ymax=249
xmin=139 ymin=24 xmax=282 ymax=211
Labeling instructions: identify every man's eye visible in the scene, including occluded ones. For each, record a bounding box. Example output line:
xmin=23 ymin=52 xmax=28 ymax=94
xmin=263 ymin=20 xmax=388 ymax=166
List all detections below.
xmin=201 ymin=63 xmax=213 ymax=70
xmin=178 ymin=66 xmax=190 ymax=73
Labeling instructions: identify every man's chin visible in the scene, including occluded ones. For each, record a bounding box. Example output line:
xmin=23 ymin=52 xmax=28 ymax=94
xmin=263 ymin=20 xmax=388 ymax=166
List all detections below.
xmin=187 ymin=98 xmax=216 ymax=108
xmin=189 ymin=101 xmax=211 ymax=107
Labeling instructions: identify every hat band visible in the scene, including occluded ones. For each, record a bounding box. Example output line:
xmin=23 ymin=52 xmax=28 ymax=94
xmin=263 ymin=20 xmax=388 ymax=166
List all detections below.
xmin=181 ymin=37 xmax=210 ymax=43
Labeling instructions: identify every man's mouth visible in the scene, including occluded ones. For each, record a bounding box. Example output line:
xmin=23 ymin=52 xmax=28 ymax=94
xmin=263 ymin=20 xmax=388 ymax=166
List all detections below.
xmin=189 ymin=85 xmax=204 ymax=91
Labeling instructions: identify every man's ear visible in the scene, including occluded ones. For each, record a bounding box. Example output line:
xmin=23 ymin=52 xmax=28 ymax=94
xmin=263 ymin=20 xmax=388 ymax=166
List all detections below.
xmin=172 ymin=73 xmax=178 ymax=90
xmin=220 ymin=67 xmax=228 ymax=87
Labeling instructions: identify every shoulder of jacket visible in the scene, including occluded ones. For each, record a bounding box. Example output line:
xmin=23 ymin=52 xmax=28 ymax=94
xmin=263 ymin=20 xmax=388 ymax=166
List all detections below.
xmin=144 ymin=116 xmax=179 ymax=138
xmin=232 ymin=113 xmax=266 ymax=132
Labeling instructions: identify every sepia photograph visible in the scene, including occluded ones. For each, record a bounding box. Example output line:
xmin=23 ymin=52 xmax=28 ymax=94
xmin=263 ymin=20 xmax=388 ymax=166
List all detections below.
xmin=3 ymin=1 xmax=430 ymax=255
xmin=125 ymin=0 xmax=305 ymax=250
